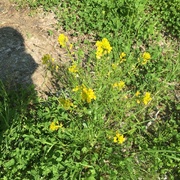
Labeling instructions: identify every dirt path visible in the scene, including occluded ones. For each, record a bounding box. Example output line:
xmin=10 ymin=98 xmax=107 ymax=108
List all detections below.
xmin=0 ymin=0 xmax=67 ymax=96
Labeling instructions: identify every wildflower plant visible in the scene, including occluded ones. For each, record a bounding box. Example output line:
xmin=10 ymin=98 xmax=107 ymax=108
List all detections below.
xmin=141 ymin=52 xmax=151 ymax=65
xmin=58 ymin=33 xmax=68 ymax=48
xmin=58 ymin=97 xmax=74 ymax=110
xmin=37 ymin=34 xmax=180 ymax=179
xmin=49 ymin=121 xmax=63 ymax=131
xmin=143 ymin=92 xmax=152 ymax=105
xmin=113 ymin=132 xmax=126 ymax=145
xmin=95 ymin=38 xmax=112 ymax=59
xmin=68 ymin=64 xmax=78 ymax=74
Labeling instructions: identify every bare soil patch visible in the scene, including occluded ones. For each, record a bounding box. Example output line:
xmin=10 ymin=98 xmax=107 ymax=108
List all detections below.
xmin=0 ymin=0 xmax=67 ymax=96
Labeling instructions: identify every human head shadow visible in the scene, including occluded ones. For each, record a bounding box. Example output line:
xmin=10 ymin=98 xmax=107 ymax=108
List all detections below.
xmin=0 ymin=27 xmax=38 ymax=138
xmin=0 ymin=27 xmax=38 ymax=87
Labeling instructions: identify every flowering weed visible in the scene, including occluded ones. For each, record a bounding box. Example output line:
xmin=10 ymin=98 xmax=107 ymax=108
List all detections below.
xmin=95 ymin=38 xmax=112 ymax=59
xmin=113 ymin=132 xmax=126 ymax=145
xmin=37 ymin=35 xmax=179 ymax=179
xmin=58 ymin=34 xmax=68 ymax=48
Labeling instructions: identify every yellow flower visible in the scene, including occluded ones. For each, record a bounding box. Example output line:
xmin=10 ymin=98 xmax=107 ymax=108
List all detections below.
xmin=55 ymin=65 xmax=59 ymax=71
xmin=120 ymin=52 xmax=126 ymax=59
xmin=68 ymin=64 xmax=78 ymax=73
xmin=142 ymin=52 xmax=151 ymax=65
xmin=120 ymin=52 xmax=126 ymax=63
xmin=113 ymin=81 xmax=125 ymax=90
xmin=95 ymin=38 xmax=112 ymax=59
xmin=135 ymin=91 xmax=141 ymax=97
xmin=101 ymin=38 xmax=112 ymax=54
xmin=113 ymin=132 xmax=125 ymax=144
xmin=96 ymin=47 xmax=103 ymax=59
xmin=58 ymin=34 xmax=68 ymax=48
xmin=72 ymin=86 xmax=80 ymax=92
xmin=58 ymin=98 xmax=73 ymax=110
xmin=50 ymin=122 xmax=63 ymax=131
xmin=81 ymin=85 xmax=96 ymax=103
xmin=73 ymin=85 xmax=96 ymax=103
xmin=143 ymin=92 xmax=152 ymax=105
xmin=143 ymin=52 xmax=151 ymax=60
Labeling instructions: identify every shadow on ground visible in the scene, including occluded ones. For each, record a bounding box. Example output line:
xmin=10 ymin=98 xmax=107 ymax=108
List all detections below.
xmin=0 ymin=27 xmax=38 ymax=142
xmin=0 ymin=27 xmax=38 ymax=86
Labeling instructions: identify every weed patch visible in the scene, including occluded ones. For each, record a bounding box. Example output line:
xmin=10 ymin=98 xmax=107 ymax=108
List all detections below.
xmin=1 ymin=0 xmax=180 ymax=179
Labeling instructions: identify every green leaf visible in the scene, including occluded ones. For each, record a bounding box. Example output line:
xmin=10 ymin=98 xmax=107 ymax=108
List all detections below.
xmin=4 ymin=159 xmax=15 ymax=168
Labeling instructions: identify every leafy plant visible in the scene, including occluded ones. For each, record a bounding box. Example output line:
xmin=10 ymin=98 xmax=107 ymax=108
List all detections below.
xmin=148 ymin=0 xmax=180 ymax=38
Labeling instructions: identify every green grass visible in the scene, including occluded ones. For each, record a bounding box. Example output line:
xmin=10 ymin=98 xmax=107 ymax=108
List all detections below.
xmin=1 ymin=0 xmax=180 ymax=179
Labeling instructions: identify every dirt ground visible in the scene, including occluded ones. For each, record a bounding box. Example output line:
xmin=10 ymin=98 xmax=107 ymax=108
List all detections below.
xmin=0 ymin=0 xmax=68 ymax=96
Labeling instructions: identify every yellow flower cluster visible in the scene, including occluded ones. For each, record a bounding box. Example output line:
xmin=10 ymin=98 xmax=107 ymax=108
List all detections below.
xmin=135 ymin=91 xmax=141 ymax=97
xmin=58 ymin=34 xmax=68 ymax=48
xmin=113 ymin=81 xmax=125 ymax=90
xmin=73 ymin=85 xmax=96 ymax=103
xmin=68 ymin=64 xmax=78 ymax=73
xmin=49 ymin=122 xmax=63 ymax=131
xmin=58 ymin=98 xmax=73 ymax=110
xmin=95 ymin=38 xmax=112 ymax=59
xmin=81 ymin=86 xmax=96 ymax=103
xmin=143 ymin=92 xmax=152 ymax=105
xmin=142 ymin=52 xmax=151 ymax=65
xmin=135 ymin=91 xmax=152 ymax=105
xmin=113 ymin=132 xmax=125 ymax=144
